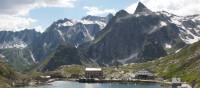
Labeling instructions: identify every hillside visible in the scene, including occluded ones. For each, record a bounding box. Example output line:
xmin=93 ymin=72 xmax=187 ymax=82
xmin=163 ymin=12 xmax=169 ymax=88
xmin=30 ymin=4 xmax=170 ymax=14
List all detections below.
xmin=0 ymin=59 xmax=18 ymax=88
xmin=0 ymin=48 xmax=35 ymax=71
xmin=40 ymin=44 xmax=93 ymax=71
xmin=0 ymin=29 xmax=41 ymax=71
xmin=122 ymin=41 xmax=200 ymax=87
xmin=30 ymin=15 xmax=112 ymax=62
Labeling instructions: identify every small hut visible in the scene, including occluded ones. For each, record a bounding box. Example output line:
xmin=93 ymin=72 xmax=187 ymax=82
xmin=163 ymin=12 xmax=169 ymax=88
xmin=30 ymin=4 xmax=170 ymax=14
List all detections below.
xmin=85 ymin=68 xmax=103 ymax=79
xmin=135 ymin=69 xmax=154 ymax=80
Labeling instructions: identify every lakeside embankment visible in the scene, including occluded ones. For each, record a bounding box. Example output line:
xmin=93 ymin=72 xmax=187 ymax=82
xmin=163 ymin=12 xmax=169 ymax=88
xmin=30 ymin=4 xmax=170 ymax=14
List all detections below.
xmin=16 ymin=78 xmax=172 ymax=88
xmin=77 ymin=79 xmax=172 ymax=84
xmin=17 ymin=80 xmax=164 ymax=88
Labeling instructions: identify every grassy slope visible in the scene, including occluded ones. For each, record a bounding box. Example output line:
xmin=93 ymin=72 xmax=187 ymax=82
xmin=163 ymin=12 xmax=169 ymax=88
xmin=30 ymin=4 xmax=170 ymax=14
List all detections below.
xmin=24 ymin=39 xmax=200 ymax=87
xmin=52 ymin=65 xmax=85 ymax=78
xmin=121 ymin=41 xmax=200 ymax=87
xmin=0 ymin=59 xmax=19 ymax=88
xmin=25 ymin=52 xmax=55 ymax=78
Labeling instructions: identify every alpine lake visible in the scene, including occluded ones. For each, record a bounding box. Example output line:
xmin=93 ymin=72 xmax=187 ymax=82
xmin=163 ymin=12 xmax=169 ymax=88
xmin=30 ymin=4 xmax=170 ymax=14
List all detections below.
xmin=17 ymin=80 xmax=166 ymax=88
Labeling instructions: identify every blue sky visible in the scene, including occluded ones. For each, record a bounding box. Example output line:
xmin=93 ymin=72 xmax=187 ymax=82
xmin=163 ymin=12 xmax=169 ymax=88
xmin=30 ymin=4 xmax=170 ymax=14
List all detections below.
xmin=0 ymin=0 xmax=199 ymax=32
xmin=28 ymin=0 xmax=137 ymax=29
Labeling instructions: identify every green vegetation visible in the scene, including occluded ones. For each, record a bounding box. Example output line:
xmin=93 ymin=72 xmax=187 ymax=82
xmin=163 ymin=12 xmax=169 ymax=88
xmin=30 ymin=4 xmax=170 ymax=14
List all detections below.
xmin=0 ymin=59 xmax=20 ymax=88
xmin=54 ymin=65 xmax=85 ymax=77
xmin=119 ymin=41 xmax=200 ymax=87
xmin=41 ymin=44 xmax=92 ymax=71
xmin=27 ymin=40 xmax=200 ymax=88
xmin=0 ymin=38 xmax=198 ymax=87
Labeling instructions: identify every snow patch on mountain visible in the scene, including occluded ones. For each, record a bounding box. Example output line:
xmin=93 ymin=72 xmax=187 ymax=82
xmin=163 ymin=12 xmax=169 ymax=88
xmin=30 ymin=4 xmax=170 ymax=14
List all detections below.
xmin=160 ymin=11 xmax=200 ymax=44
xmin=175 ymin=48 xmax=182 ymax=53
xmin=29 ymin=51 xmax=37 ymax=63
xmin=82 ymin=25 xmax=95 ymax=40
xmin=149 ymin=21 xmax=168 ymax=34
xmin=118 ymin=53 xmax=138 ymax=64
xmin=57 ymin=19 xmax=107 ymax=30
xmin=0 ymin=39 xmax=27 ymax=49
xmin=62 ymin=21 xmax=74 ymax=27
xmin=179 ymin=33 xmax=200 ymax=44
xmin=80 ymin=20 xmax=106 ymax=29
xmin=165 ymin=43 xmax=172 ymax=49
xmin=57 ymin=30 xmax=66 ymax=42
xmin=160 ymin=21 xmax=167 ymax=27
xmin=75 ymin=44 xmax=79 ymax=48
xmin=0 ymin=54 xmax=5 ymax=58
xmin=54 ymin=18 xmax=106 ymax=43
xmin=50 ymin=15 xmax=110 ymax=47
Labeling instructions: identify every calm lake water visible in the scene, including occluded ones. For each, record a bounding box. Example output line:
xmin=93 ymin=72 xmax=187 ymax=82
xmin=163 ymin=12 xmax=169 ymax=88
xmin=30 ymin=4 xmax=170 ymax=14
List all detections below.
xmin=18 ymin=81 xmax=164 ymax=88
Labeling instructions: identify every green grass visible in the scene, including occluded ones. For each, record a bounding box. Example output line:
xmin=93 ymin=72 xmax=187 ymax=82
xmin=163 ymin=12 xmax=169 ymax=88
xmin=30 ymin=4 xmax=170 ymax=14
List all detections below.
xmin=119 ymin=41 xmax=200 ymax=87
xmin=57 ymin=65 xmax=84 ymax=75
xmin=0 ymin=59 xmax=21 ymax=87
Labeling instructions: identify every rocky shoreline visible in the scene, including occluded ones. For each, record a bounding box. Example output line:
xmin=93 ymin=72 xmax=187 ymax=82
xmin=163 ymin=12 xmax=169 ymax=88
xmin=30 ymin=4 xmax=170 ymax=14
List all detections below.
xmin=15 ymin=77 xmax=172 ymax=87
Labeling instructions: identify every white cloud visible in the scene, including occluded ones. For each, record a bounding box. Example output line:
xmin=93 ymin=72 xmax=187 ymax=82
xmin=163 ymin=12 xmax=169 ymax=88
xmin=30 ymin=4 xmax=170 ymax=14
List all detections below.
xmin=126 ymin=2 xmax=138 ymax=14
xmin=0 ymin=15 xmax=45 ymax=32
xmin=126 ymin=0 xmax=200 ymax=16
xmin=0 ymin=0 xmax=76 ymax=32
xmin=34 ymin=25 xmax=45 ymax=33
xmin=84 ymin=6 xmax=117 ymax=16
xmin=0 ymin=15 xmax=36 ymax=31
xmin=0 ymin=0 xmax=76 ymax=16
xmin=39 ymin=0 xmax=76 ymax=8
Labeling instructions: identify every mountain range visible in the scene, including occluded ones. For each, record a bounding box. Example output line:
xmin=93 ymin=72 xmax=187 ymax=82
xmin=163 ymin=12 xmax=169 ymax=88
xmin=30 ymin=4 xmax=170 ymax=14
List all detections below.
xmin=0 ymin=15 xmax=112 ymax=71
xmin=84 ymin=2 xmax=200 ymax=66
xmin=0 ymin=2 xmax=200 ymax=71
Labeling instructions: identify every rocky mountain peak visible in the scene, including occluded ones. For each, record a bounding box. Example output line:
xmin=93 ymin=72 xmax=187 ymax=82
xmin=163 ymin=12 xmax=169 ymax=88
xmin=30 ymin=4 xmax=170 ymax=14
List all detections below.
xmin=82 ymin=15 xmax=98 ymax=20
xmin=81 ymin=15 xmax=106 ymax=22
xmin=106 ymin=13 xmax=114 ymax=22
xmin=56 ymin=18 xmax=72 ymax=24
xmin=134 ymin=2 xmax=152 ymax=14
xmin=115 ymin=10 xmax=129 ymax=18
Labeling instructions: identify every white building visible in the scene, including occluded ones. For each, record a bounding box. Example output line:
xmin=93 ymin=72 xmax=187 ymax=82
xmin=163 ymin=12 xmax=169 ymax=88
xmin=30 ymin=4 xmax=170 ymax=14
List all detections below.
xmin=85 ymin=68 xmax=103 ymax=79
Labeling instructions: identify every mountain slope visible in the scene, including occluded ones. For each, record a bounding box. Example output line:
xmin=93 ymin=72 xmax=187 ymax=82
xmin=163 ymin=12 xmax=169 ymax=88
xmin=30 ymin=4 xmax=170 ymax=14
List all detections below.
xmin=0 ymin=29 xmax=41 ymax=71
xmin=30 ymin=15 xmax=113 ymax=61
xmin=41 ymin=44 xmax=93 ymax=71
xmin=86 ymin=2 xmax=187 ymax=65
xmin=0 ymin=59 xmax=18 ymax=88
xmin=0 ymin=15 xmax=112 ymax=71
xmin=0 ymin=48 xmax=35 ymax=71
xmin=0 ymin=29 xmax=41 ymax=49
xmin=125 ymin=41 xmax=200 ymax=88
xmin=158 ymin=11 xmax=200 ymax=44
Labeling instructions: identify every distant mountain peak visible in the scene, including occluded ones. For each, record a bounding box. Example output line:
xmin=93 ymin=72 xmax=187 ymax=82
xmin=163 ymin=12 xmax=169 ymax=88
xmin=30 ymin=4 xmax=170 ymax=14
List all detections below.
xmin=82 ymin=15 xmax=104 ymax=21
xmin=115 ymin=10 xmax=129 ymax=18
xmin=107 ymin=13 xmax=114 ymax=17
xmin=106 ymin=13 xmax=114 ymax=22
xmin=134 ymin=2 xmax=152 ymax=14
xmin=81 ymin=15 xmax=98 ymax=20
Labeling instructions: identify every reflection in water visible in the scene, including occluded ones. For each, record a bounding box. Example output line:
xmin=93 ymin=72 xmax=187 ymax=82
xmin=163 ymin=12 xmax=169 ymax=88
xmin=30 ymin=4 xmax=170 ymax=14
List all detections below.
xmin=18 ymin=81 xmax=163 ymax=88
xmin=84 ymin=83 xmax=97 ymax=88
